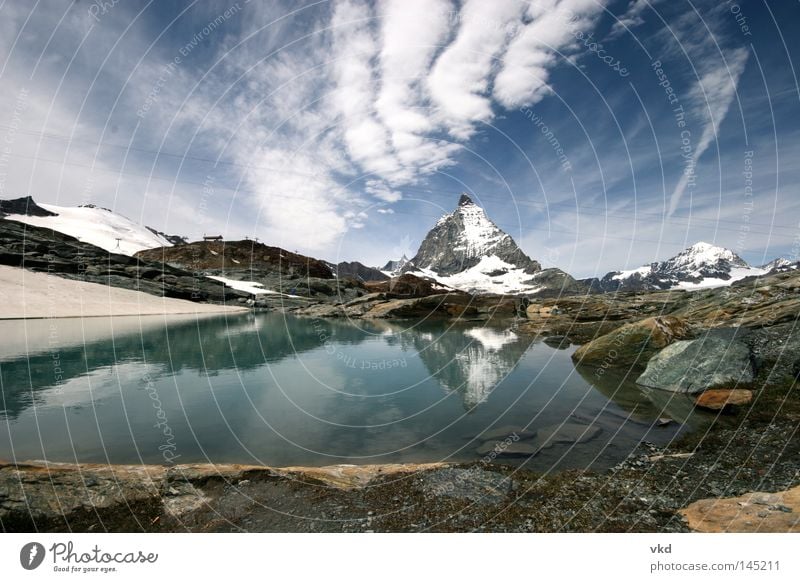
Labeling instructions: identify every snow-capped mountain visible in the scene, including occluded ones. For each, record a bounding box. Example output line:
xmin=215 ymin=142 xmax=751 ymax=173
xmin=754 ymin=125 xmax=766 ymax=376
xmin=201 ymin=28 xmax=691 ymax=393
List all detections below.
xmin=380 ymin=254 xmax=411 ymax=277
xmin=588 ymin=242 xmax=768 ymax=292
xmin=403 ymin=194 xmax=580 ymax=295
xmin=4 ymin=201 xmax=174 ymax=256
xmin=761 ymin=257 xmax=799 ymax=273
xmin=412 ymin=194 xmax=540 ymax=276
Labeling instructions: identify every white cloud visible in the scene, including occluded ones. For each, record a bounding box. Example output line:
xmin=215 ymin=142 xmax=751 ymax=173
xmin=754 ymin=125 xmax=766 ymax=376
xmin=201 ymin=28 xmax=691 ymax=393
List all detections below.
xmin=493 ymin=0 xmax=607 ymax=108
xmin=0 ymin=0 xmax=614 ymax=257
xmin=427 ymin=0 xmax=525 ymax=139
xmin=365 ymin=180 xmax=402 ymax=203
xmin=667 ymin=48 xmax=750 ymax=216
xmin=376 ymin=0 xmax=450 ymax=140
xmin=608 ymin=0 xmax=664 ymax=40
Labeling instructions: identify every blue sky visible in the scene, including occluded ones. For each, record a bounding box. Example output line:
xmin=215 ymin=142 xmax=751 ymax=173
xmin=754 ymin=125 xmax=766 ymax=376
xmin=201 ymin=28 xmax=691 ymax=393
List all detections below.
xmin=1 ymin=0 xmax=799 ymax=276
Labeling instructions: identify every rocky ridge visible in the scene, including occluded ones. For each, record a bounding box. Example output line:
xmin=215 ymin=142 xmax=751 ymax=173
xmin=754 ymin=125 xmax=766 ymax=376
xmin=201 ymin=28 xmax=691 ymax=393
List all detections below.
xmin=329 ymin=260 xmax=389 ymax=282
xmin=0 ymin=219 xmax=249 ymax=304
xmin=0 ymin=195 xmax=57 ymax=218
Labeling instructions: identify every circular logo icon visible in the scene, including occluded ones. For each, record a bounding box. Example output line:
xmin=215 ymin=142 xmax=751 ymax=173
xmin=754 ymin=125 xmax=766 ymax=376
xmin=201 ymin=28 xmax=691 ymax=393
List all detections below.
xmin=20 ymin=542 xmax=46 ymax=570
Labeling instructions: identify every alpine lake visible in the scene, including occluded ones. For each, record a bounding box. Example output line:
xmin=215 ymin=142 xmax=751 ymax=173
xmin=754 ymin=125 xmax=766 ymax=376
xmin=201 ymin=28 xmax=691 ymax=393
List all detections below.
xmin=0 ymin=312 xmax=720 ymax=472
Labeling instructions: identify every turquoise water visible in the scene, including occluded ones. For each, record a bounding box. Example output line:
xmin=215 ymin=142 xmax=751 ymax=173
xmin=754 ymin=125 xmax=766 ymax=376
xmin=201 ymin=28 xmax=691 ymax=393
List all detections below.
xmin=0 ymin=313 xmax=704 ymax=471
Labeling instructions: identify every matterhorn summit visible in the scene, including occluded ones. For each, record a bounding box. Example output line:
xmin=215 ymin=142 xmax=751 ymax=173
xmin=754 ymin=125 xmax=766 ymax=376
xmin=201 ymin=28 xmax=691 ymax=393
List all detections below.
xmin=404 ymin=194 xmax=579 ymax=295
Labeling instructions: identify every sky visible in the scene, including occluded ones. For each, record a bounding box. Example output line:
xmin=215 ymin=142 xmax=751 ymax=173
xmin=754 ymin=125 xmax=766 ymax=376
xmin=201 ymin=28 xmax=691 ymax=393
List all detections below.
xmin=1 ymin=0 xmax=799 ymax=277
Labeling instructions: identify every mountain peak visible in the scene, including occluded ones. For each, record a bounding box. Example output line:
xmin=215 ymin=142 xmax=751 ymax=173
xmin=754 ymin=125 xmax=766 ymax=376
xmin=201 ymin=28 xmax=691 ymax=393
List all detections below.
xmin=0 ymin=196 xmax=58 ymax=218
xmin=458 ymin=193 xmax=475 ymax=207
xmin=405 ymin=191 xmax=545 ymax=295
xmin=688 ymin=241 xmax=725 ymax=252
xmin=673 ymin=242 xmax=743 ymax=268
xmin=599 ymin=240 xmax=759 ymax=292
xmin=381 ymin=254 xmax=412 ymax=276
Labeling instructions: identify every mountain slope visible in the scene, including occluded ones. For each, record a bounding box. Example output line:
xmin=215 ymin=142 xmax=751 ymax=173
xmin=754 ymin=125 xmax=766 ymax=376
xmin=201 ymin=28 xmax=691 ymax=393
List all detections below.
xmin=411 ymin=194 xmax=540 ymax=276
xmin=330 ymin=261 xmax=389 ymax=282
xmin=0 ymin=218 xmax=248 ymax=304
xmin=4 ymin=201 xmax=173 ymax=256
xmin=404 ymin=194 xmax=581 ymax=295
xmin=136 ymin=240 xmax=335 ymax=279
xmin=587 ymin=242 xmax=767 ymax=292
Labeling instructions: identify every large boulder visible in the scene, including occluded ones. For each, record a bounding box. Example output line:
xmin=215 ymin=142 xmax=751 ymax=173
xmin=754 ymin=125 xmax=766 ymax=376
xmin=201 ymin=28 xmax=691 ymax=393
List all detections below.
xmin=636 ymin=335 xmax=753 ymax=393
xmin=572 ymin=316 xmax=692 ymax=370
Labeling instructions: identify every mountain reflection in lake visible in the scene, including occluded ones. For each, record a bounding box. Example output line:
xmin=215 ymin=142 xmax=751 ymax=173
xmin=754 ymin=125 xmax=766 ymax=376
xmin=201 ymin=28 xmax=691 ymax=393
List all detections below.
xmin=0 ymin=313 xmax=714 ymax=471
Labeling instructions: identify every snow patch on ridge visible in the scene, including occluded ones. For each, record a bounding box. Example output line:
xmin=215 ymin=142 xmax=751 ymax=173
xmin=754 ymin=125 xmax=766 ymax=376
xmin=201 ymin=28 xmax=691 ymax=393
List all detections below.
xmin=414 ymin=255 xmax=542 ymax=294
xmin=6 ymin=203 xmax=172 ymax=255
xmin=448 ymin=203 xmax=511 ymax=259
xmin=206 ymin=275 xmax=302 ymax=298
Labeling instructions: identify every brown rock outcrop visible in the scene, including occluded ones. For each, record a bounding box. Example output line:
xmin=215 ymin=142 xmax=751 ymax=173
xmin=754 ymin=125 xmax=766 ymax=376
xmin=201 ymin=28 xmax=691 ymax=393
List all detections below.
xmin=694 ymin=388 xmax=753 ymax=411
xmin=679 ymin=486 xmax=800 ymax=532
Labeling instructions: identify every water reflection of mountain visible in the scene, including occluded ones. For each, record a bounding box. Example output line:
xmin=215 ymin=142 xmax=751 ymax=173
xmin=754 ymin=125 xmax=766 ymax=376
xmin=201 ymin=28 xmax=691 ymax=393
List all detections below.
xmin=399 ymin=322 xmax=534 ymax=409
xmin=1 ymin=313 xmax=535 ymax=420
xmin=0 ymin=313 xmax=370 ymax=419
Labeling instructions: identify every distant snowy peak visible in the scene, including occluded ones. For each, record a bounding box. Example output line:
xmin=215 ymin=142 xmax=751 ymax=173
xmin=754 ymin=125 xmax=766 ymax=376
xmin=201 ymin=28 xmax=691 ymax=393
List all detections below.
xmin=4 ymin=201 xmax=173 ymax=256
xmin=381 ymin=254 xmax=411 ymax=277
xmin=599 ymin=242 xmax=766 ymax=291
xmin=660 ymin=242 xmax=748 ymax=275
xmin=761 ymin=257 xmax=799 ymax=273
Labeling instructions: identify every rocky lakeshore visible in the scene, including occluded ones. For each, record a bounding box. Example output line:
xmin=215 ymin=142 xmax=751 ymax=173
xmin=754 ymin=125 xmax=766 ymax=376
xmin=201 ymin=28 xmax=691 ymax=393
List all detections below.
xmin=2 ymin=403 xmax=797 ymax=533
xmin=1 ymin=195 xmax=798 ymax=532
xmin=2 ymin=266 xmax=798 ymax=532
